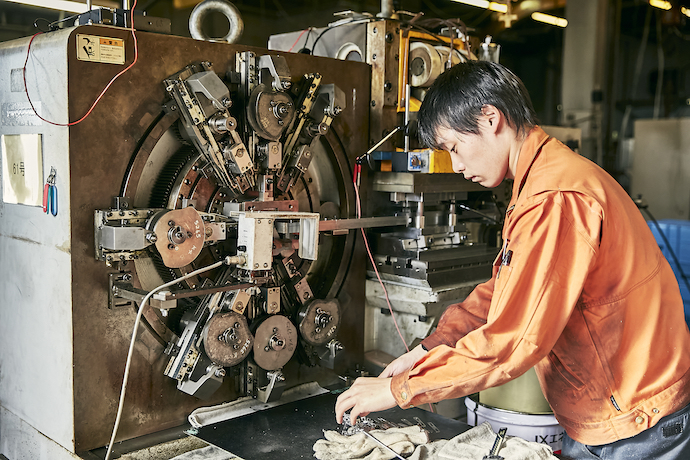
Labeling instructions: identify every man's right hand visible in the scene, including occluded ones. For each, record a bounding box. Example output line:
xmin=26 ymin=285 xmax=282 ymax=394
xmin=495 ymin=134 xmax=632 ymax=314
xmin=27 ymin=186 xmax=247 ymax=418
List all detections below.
xmin=378 ymin=344 xmax=428 ymax=378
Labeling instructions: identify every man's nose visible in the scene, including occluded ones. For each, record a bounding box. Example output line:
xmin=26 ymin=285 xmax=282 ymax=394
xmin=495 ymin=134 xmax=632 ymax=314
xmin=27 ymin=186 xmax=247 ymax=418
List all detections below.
xmin=450 ymin=154 xmax=464 ymax=173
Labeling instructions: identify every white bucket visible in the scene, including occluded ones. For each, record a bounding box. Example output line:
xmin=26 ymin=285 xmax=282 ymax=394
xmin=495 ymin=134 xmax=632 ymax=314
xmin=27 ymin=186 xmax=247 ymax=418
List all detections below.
xmin=465 ymin=397 xmax=564 ymax=454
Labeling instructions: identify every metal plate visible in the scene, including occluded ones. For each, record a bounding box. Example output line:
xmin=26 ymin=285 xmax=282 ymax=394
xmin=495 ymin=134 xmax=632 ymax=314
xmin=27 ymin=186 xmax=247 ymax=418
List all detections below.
xmin=195 ymin=392 xmax=471 ymax=460
xmin=203 ymin=312 xmax=254 ymax=367
xmin=153 ymin=207 xmax=205 ymax=268
xmin=299 ymin=299 xmax=341 ymax=346
xmin=253 ymin=315 xmax=297 ymax=370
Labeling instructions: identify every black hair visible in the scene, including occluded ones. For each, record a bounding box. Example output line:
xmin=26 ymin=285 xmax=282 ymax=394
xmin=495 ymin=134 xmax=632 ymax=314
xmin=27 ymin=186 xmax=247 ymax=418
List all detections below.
xmin=417 ymin=60 xmax=538 ymax=150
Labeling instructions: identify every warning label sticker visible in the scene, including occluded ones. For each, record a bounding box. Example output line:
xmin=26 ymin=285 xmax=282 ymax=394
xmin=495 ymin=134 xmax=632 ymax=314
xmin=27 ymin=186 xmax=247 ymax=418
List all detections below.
xmin=76 ymin=34 xmax=125 ymax=65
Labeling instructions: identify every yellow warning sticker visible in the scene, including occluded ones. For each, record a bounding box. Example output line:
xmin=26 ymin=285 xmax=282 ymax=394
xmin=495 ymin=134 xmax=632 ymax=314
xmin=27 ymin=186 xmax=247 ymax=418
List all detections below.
xmin=76 ymin=34 xmax=125 ymax=65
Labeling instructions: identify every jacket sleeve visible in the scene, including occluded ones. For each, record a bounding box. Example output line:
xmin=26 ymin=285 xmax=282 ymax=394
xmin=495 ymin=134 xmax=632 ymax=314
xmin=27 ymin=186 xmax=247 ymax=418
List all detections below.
xmin=420 ymin=276 xmax=494 ymax=350
xmin=391 ymin=191 xmax=603 ymax=408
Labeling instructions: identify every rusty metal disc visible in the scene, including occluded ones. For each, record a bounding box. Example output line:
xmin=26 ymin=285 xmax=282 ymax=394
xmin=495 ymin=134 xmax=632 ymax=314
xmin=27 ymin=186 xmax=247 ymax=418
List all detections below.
xmin=298 ymin=299 xmax=341 ymax=346
xmin=153 ymin=207 xmax=205 ymax=268
xmin=203 ymin=312 xmax=254 ymax=367
xmin=253 ymin=315 xmax=297 ymax=370
xmin=247 ymin=84 xmax=295 ymax=141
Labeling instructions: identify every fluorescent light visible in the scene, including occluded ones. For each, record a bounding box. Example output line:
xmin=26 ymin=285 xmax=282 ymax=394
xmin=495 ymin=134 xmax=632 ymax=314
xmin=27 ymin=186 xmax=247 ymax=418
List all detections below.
xmin=649 ymin=0 xmax=672 ymax=10
xmin=531 ymin=11 xmax=568 ymax=27
xmin=450 ymin=0 xmax=508 ymax=13
xmin=683 ymin=6 xmax=690 ymax=17
xmin=5 ymin=0 xmax=109 ymax=13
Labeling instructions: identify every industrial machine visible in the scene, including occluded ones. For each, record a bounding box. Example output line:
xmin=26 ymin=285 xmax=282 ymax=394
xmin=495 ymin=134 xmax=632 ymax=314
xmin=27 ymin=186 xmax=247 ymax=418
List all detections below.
xmin=0 ymin=22 xmax=376 ymax=456
xmin=271 ymin=16 xmax=507 ymax=364
xmin=0 ymin=5 xmax=506 ymax=460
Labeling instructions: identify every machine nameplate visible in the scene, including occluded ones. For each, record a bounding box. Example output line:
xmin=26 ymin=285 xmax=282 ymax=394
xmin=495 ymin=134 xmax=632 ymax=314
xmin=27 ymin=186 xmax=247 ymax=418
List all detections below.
xmin=1 ymin=102 xmax=42 ymax=126
xmin=76 ymin=34 xmax=125 ymax=65
xmin=1 ymin=134 xmax=43 ymax=206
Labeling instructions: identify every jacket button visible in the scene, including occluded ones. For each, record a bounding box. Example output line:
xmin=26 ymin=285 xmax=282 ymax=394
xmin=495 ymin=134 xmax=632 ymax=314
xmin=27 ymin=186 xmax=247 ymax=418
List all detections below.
xmin=401 ymin=391 xmax=408 ymax=401
xmin=635 ymin=416 xmax=644 ymax=424
xmin=653 ymin=408 xmax=660 ymax=414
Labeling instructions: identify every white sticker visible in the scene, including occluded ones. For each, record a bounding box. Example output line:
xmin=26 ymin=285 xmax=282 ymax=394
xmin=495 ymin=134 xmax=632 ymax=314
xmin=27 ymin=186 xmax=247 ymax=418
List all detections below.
xmin=76 ymin=34 xmax=125 ymax=65
xmin=1 ymin=134 xmax=43 ymax=207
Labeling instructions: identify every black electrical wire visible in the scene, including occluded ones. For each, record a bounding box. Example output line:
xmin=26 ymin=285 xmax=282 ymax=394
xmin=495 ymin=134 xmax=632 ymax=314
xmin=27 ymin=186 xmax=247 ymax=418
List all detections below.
xmin=638 ymin=201 xmax=690 ymax=296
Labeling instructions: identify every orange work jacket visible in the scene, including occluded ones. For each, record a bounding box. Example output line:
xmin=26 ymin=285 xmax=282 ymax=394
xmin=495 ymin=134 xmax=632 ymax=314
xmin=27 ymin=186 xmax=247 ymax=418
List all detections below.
xmin=391 ymin=126 xmax=690 ymax=445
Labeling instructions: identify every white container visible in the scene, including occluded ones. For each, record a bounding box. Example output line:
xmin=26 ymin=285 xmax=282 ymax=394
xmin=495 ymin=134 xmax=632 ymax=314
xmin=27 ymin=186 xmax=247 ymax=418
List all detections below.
xmin=465 ymin=397 xmax=564 ymax=454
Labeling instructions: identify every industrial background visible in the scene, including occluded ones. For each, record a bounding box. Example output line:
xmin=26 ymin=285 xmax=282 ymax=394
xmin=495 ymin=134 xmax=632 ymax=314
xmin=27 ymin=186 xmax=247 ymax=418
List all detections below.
xmin=1 ymin=0 xmax=689 ymax=459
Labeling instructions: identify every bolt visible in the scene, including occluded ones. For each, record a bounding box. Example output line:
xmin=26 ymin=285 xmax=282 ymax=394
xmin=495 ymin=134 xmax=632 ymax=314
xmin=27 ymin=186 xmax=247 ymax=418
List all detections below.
xmin=214 ymin=368 xmax=226 ymax=378
xmin=264 ymin=263 xmax=269 ymax=268
xmin=264 ymin=346 xmax=270 ymax=352
xmin=168 ymin=244 xmax=175 ymax=250
xmin=168 ymin=220 xmax=175 ymax=227
xmin=254 ymin=263 xmax=259 ymax=268
xmin=161 ymin=309 xmax=168 ymax=317
xmin=273 ymin=327 xmax=278 ymax=333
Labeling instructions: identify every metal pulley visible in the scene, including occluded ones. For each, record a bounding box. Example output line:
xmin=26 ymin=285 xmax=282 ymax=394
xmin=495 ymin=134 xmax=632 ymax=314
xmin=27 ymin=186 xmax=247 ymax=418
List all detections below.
xmin=247 ymin=84 xmax=296 ymax=141
xmin=253 ymin=315 xmax=297 ymax=370
xmin=150 ymin=207 xmax=205 ymax=268
xmin=203 ymin=311 xmax=254 ymax=367
xmin=298 ymin=299 xmax=341 ymax=346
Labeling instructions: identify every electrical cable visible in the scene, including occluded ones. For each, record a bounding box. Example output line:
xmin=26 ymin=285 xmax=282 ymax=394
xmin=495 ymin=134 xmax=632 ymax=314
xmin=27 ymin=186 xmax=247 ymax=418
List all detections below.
xmin=104 ymin=257 xmax=230 ymax=460
xmin=23 ymin=0 xmax=139 ymax=127
xmin=352 ymin=160 xmax=434 ymax=413
xmin=287 ymin=27 xmax=309 ymax=52
xmin=353 ymin=179 xmax=409 ymax=355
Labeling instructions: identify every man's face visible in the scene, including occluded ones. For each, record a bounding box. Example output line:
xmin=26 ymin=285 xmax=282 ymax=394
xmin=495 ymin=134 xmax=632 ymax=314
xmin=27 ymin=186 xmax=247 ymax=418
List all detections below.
xmin=435 ymin=125 xmax=510 ymax=188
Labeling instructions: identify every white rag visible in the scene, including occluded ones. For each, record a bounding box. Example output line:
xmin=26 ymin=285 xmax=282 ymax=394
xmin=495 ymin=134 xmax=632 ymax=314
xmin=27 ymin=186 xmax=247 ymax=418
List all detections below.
xmin=313 ymin=425 xmax=430 ymax=460
xmin=313 ymin=422 xmax=559 ymax=460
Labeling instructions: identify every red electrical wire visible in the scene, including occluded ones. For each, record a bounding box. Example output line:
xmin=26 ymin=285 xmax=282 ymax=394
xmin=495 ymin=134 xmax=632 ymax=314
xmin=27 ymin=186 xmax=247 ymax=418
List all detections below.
xmin=287 ymin=28 xmax=309 ymax=53
xmin=354 ymin=165 xmax=434 ymax=412
xmin=353 ymin=168 xmax=410 ymax=354
xmin=23 ymin=0 xmax=139 ymax=126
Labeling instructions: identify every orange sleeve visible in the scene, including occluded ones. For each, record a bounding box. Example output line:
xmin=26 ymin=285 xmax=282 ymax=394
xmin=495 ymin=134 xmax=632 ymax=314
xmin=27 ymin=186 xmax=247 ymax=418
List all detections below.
xmin=392 ymin=191 xmax=603 ymax=408
xmin=420 ymin=276 xmax=494 ymax=350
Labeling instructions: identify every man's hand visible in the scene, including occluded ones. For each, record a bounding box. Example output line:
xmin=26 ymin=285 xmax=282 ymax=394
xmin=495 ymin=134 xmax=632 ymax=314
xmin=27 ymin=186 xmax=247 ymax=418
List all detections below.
xmin=378 ymin=344 xmax=427 ymax=378
xmin=334 ymin=377 xmax=397 ymax=424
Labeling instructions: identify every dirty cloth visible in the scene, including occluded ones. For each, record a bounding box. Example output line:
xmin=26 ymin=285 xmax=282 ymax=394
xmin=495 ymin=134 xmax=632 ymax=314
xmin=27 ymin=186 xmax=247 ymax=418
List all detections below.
xmin=313 ymin=422 xmax=558 ymax=460
xmin=313 ymin=425 xmax=429 ymax=460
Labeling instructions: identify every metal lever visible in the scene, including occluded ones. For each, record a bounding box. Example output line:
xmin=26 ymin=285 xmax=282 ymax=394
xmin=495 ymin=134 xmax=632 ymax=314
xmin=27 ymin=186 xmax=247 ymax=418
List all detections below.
xmin=362 ymin=430 xmax=405 ymax=460
xmin=483 ymin=427 xmax=507 ymax=460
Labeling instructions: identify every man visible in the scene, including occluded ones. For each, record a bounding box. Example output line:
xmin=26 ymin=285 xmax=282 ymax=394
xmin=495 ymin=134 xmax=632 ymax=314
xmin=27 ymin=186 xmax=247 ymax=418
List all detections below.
xmin=335 ymin=60 xmax=690 ymax=459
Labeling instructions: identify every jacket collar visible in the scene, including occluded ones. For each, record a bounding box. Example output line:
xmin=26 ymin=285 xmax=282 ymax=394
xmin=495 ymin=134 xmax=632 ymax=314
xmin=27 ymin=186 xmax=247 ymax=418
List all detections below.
xmin=509 ymin=126 xmax=550 ymax=207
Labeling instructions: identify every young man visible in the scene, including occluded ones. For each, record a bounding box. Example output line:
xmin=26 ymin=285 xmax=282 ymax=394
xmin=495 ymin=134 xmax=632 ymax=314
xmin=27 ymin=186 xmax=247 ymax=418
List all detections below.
xmin=335 ymin=61 xmax=690 ymax=459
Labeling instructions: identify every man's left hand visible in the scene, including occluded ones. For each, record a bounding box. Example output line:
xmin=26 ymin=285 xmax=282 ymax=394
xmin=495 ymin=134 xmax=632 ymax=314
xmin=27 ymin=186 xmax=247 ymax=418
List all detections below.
xmin=334 ymin=377 xmax=397 ymax=424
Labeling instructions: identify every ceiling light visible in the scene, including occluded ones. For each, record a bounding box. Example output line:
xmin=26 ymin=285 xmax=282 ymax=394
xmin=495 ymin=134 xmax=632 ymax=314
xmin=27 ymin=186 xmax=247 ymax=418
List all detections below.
xmin=5 ymin=0 xmax=109 ymax=13
xmin=450 ymin=0 xmax=508 ymax=13
xmin=531 ymin=11 xmax=568 ymax=27
xmin=649 ymin=0 xmax=672 ymax=10
xmin=681 ymin=6 xmax=690 ymax=17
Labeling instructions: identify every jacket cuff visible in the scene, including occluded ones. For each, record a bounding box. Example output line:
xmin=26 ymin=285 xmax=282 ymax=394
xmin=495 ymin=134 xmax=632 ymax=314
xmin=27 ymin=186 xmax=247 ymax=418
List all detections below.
xmin=420 ymin=331 xmax=450 ymax=351
xmin=391 ymin=371 xmax=414 ymax=409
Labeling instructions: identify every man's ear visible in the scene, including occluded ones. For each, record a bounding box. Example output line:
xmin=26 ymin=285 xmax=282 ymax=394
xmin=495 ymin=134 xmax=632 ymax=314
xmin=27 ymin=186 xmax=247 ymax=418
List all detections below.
xmin=480 ymin=105 xmax=501 ymax=134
